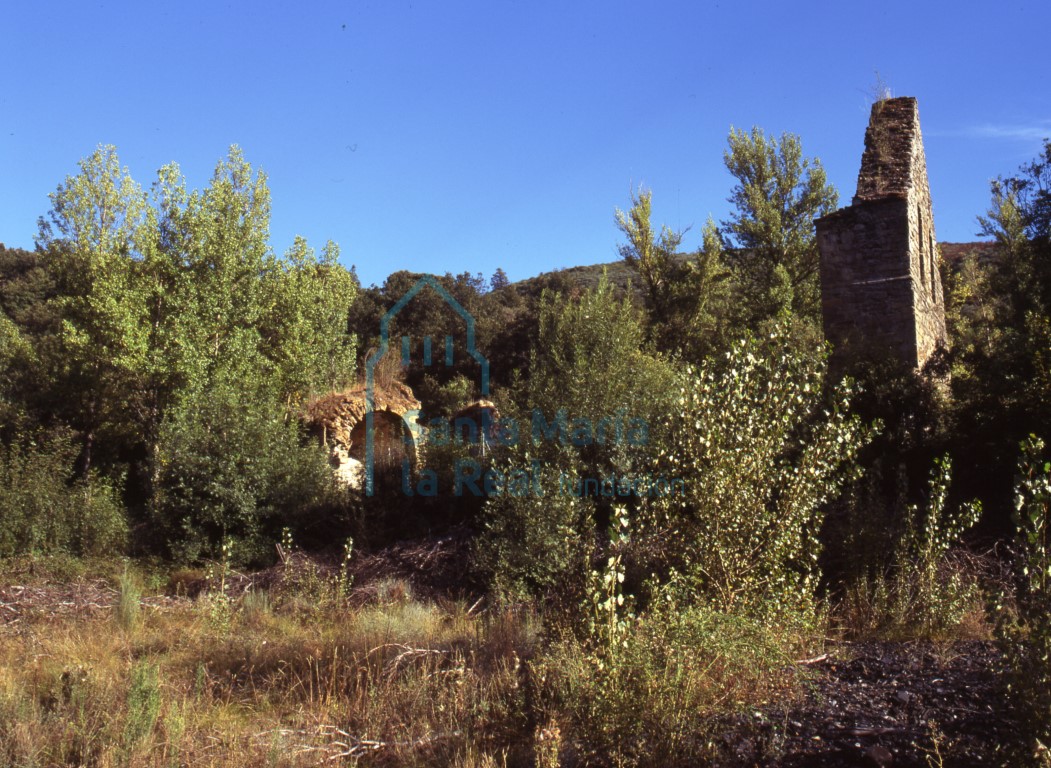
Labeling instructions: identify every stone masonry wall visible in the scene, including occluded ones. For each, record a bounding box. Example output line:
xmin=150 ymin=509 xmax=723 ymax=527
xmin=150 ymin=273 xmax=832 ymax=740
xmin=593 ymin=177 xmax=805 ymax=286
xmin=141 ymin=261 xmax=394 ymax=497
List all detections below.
xmin=816 ymin=97 xmax=947 ymax=371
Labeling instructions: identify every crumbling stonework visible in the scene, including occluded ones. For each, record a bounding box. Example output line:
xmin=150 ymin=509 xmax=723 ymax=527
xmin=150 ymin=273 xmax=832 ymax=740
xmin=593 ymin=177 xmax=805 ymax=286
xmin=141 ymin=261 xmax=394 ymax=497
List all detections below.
xmin=304 ymin=381 xmax=421 ymax=487
xmin=815 ymin=97 xmax=947 ymax=370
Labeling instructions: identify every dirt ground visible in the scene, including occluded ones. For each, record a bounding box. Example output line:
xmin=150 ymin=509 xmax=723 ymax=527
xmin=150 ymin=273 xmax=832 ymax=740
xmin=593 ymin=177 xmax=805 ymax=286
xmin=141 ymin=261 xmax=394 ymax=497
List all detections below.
xmin=718 ymin=640 xmax=1011 ymax=767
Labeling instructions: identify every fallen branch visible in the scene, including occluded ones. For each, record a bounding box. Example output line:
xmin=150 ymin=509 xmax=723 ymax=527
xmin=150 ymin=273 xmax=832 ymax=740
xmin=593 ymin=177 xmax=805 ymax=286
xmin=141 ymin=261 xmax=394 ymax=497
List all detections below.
xmin=794 ymin=653 xmax=829 ymax=666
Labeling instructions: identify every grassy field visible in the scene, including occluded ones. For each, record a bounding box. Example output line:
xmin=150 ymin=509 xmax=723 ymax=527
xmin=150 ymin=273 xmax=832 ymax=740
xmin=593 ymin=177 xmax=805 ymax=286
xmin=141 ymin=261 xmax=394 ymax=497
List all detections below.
xmin=0 ymin=555 xmax=820 ymax=768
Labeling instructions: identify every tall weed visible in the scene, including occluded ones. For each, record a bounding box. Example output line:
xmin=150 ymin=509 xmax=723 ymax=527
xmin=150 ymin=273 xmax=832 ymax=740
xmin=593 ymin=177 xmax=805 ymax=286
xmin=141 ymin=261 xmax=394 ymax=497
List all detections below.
xmin=1002 ymin=436 xmax=1051 ymax=764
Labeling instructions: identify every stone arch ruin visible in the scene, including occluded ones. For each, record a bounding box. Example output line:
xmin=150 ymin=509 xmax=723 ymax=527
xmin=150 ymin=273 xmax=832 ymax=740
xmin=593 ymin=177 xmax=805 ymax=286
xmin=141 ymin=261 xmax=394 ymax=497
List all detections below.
xmin=304 ymin=381 xmax=421 ymax=488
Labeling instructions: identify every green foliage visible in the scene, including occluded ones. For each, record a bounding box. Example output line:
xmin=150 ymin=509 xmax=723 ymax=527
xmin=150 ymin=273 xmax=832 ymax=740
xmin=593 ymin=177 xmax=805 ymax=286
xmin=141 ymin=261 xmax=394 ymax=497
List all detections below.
xmin=584 ymin=506 xmax=633 ymax=652
xmin=36 ymin=145 xmax=153 ymax=475
xmin=37 ymin=149 xmax=149 ymax=369
xmin=143 ymin=148 xmax=357 ymax=409
xmin=945 ymin=248 xmax=1001 ymax=386
xmin=351 ymin=270 xmax=484 ymax=397
xmin=0 ymin=246 xmax=55 ymax=434
xmin=0 ymin=436 xmax=126 ymax=557
xmin=688 ymin=216 xmax=735 ymax=357
xmin=539 ymin=601 xmax=798 ymax=767
xmin=842 ymin=456 xmax=984 ymax=639
xmin=0 ymin=313 xmax=27 ymax=365
xmin=151 ymin=377 xmax=339 ymax=565
xmin=615 ymin=190 xmax=732 ymax=359
xmin=0 ymin=313 xmax=32 ymax=429
xmin=1015 ymin=437 xmax=1051 ymax=603
xmin=123 ymin=662 xmax=160 ymax=752
xmin=262 ymin=236 xmax=358 ymax=402
xmin=415 ymin=373 xmax=475 ymax=419
xmin=721 ymin=127 xmax=838 ymax=325
xmin=1003 ymin=436 xmax=1051 ymax=763
xmin=489 ymin=267 xmax=510 ymax=292
xmin=903 ymin=457 xmax=982 ymax=598
xmin=987 ymin=138 xmax=1051 ymax=244
xmin=642 ymin=325 xmax=867 ymax=614
xmin=476 ymin=464 xmax=592 ymax=602
xmin=615 ymin=187 xmax=685 ymax=325
xmin=527 ymin=273 xmax=675 ymax=469
xmin=478 ymin=277 xmax=676 ymax=604
xmin=946 ymin=141 xmax=1051 ymax=538
xmin=24 ymin=144 xmax=357 ymax=527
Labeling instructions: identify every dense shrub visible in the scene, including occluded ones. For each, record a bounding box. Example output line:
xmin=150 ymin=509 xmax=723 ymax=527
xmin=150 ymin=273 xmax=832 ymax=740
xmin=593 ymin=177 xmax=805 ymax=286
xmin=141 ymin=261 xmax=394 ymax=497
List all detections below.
xmin=525 ymin=274 xmax=676 ymax=475
xmin=839 ymin=456 xmax=985 ymax=639
xmin=639 ymin=325 xmax=868 ymax=615
xmin=537 ymin=599 xmax=801 ymax=767
xmin=476 ymin=276 xmax=675 ymax=604
xmin=151 ymin=378 xmax=340 ymax=565
xmin=475 ymin=463 xmax=594 ymax=603
xmin=0 ymin=435 xmax=126 ymax=557
xmin=1002 ymin=436 xmax=1051 ymax=764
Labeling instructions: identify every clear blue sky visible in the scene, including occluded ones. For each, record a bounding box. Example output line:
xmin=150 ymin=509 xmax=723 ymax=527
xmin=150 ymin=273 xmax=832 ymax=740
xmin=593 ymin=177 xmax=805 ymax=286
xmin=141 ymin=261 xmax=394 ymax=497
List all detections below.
xmin=2 ymin=1 xmax=1048 ymax=288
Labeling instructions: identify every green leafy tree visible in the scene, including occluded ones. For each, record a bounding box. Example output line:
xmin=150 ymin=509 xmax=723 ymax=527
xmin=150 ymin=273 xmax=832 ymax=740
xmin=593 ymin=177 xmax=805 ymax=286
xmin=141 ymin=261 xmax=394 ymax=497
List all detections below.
xmin=641 ymin=324 xmax=867 ymax=614
xmin=30 ymin=144 xmax=357 ymax=540
xmin=1002 ymin=436 xmax=1051 ymax=761
xmin=527 ymin=273 xmax=675 ymax=472
xmin=137 ymin=151 xmax=355 ymax=561
xmin=139 ymin=152 xmax=357 ymax=407
xmin=179 ymin=147 xmax=275 ymax=380
xmin=36 ymin=145 xmax=151 ymax=475
xmin=685 ymin=216 xmax=734 ymax=358
xmin=476 ymin=465 xmax=594 ymax=602
xmin=721 ymin=127 xmax=839 ymax=325
xmin=261 ymin=236 xmax=358 ymax=404
xmin=350 ymin=270 xmax=487 ymax=413
xmin=1003 ymin=138 xmax=1051 ymax=242
xmin=130 ymin=162 xmax=206 ymax=489
xmin=887 ymin=456 xmax=982 ymax=637
xmin=0 ymin=434 xmax=126 ymax=557
xmin=151 ymin=375 xmax=338 ymax=565
xmin=946 ymin=141 xmax=1051 ymax=526
xmin=615 ymin=187 xmax=685 ymax=328
xmin=0 ymin=313 xmax=32 ymax=431
xmin=477 ymin=276 xmax=676 ymax=602
xmin=977 ymin=178 xmax=1039 ymax=328
xmin=615 ymin=189 xmax=732 ymax=358
xmin=489 ymin=267 xmax=510 ymax=292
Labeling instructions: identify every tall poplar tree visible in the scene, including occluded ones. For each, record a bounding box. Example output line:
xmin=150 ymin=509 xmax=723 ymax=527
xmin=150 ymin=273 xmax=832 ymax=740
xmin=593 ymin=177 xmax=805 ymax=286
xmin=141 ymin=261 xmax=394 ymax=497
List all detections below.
xmin=36 ymin=145 xmax=151 ymax=474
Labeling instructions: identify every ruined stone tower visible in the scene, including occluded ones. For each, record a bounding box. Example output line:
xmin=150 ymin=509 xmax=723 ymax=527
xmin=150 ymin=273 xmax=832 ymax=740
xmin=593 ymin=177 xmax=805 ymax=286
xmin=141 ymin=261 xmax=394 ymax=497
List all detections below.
xmin=815 ymin=97 xmax=947 ymax=370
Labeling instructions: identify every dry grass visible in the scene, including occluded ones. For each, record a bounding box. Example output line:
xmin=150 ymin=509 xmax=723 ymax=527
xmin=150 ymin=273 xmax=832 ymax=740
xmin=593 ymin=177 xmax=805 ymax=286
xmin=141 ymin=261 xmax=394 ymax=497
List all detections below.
xmin=0 ymin=556 xmax=838 ymax=767
xmin=0 ymin=567 xmax=534 ymax=767
xmin=531 ymin=604 xmax=813 ymax=767
xmin=834 ymin=548 xmax=996 ymax=642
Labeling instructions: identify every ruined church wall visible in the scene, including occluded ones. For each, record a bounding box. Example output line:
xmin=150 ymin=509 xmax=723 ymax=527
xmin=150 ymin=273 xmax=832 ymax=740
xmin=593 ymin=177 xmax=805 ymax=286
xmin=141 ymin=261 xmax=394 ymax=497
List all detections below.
xmin=903 ymin=131 xmax=947 ymax=367
xmin=816 ymin=96 xmax=947 ymax=371
xmin=817 ymin=197 xmax=917 ymax=363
